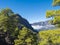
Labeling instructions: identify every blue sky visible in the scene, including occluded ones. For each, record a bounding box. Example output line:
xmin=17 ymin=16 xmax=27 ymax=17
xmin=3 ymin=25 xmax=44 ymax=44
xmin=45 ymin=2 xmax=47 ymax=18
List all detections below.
xmin=0 ymin=0 xmax=60 ymax=23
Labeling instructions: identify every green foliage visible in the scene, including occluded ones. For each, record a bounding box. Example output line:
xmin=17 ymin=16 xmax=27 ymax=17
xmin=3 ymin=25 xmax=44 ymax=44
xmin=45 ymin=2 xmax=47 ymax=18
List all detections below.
xmin=0 ymin=8 xmax=37 ymax=45
xmin=46 ymin=10 xmax=60 ymax=18
xmin=0 ymin=8 xmax=14 ymax=16
xmin=46 ymin=10 xmax=60 ymax=27
xmin=46 ymin=0 xmax=60 ymax=27
xmin=14 ymin=27 xmax=37 ymax=45
xmin=46 ymin=10 xmax=60 ymax=25
xmin=38 ymin=29 xmax=60 ymax=45
xmin=53 ymin=0 xmax=60 ymax=6
xmin=46 ymin=10 xmax=55 ymax=18
xmin=0 ymin=8 xmax=19 ymax=37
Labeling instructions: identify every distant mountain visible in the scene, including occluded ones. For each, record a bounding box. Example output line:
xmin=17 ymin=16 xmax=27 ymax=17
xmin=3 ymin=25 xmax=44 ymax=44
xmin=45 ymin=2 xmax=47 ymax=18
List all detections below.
xmin=31 ymin=21 xmax=55 ymax=31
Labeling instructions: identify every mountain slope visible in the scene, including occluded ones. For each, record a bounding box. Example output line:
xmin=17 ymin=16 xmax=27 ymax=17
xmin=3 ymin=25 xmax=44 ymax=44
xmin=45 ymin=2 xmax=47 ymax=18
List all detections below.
xmin=0 ymin=8 xmax=37 ymax=45
xmin=13 ymin=14 xmax=33 ymax=30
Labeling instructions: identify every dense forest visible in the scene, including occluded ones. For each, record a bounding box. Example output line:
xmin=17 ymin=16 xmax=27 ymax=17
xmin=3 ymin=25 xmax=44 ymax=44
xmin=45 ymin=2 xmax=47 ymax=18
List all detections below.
xmin=0 ymin=0 xmax=60 ymax=45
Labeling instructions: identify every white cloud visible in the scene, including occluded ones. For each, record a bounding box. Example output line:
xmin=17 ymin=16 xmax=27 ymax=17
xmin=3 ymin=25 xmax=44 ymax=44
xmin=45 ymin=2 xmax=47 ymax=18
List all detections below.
xmin=32 ymin=25 xmax=43 ymax=29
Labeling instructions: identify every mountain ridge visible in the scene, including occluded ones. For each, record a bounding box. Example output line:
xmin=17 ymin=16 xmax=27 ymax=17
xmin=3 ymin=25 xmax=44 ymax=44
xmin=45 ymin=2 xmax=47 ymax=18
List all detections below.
xmin=31 ymin=20 xmax=55 ymax=31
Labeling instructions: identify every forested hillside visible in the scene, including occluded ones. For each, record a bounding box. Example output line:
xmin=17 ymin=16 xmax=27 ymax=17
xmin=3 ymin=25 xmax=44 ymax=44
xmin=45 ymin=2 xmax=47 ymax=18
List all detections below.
xmin=0 ymin=8 xmax=37 ymax=45
xmin=0 ymin=0 xmax=60 ymax=45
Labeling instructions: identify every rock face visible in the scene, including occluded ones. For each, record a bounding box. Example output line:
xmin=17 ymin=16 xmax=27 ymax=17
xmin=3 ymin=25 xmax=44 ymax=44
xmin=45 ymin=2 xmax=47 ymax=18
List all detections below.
xmin=0 ymin=29 xmax=14 ymax=45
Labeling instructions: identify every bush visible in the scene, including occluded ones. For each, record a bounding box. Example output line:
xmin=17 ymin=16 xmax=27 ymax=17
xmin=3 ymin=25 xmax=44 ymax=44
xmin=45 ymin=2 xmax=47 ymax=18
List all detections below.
xmin=38 ymin=29 xmax=60 ymax=45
